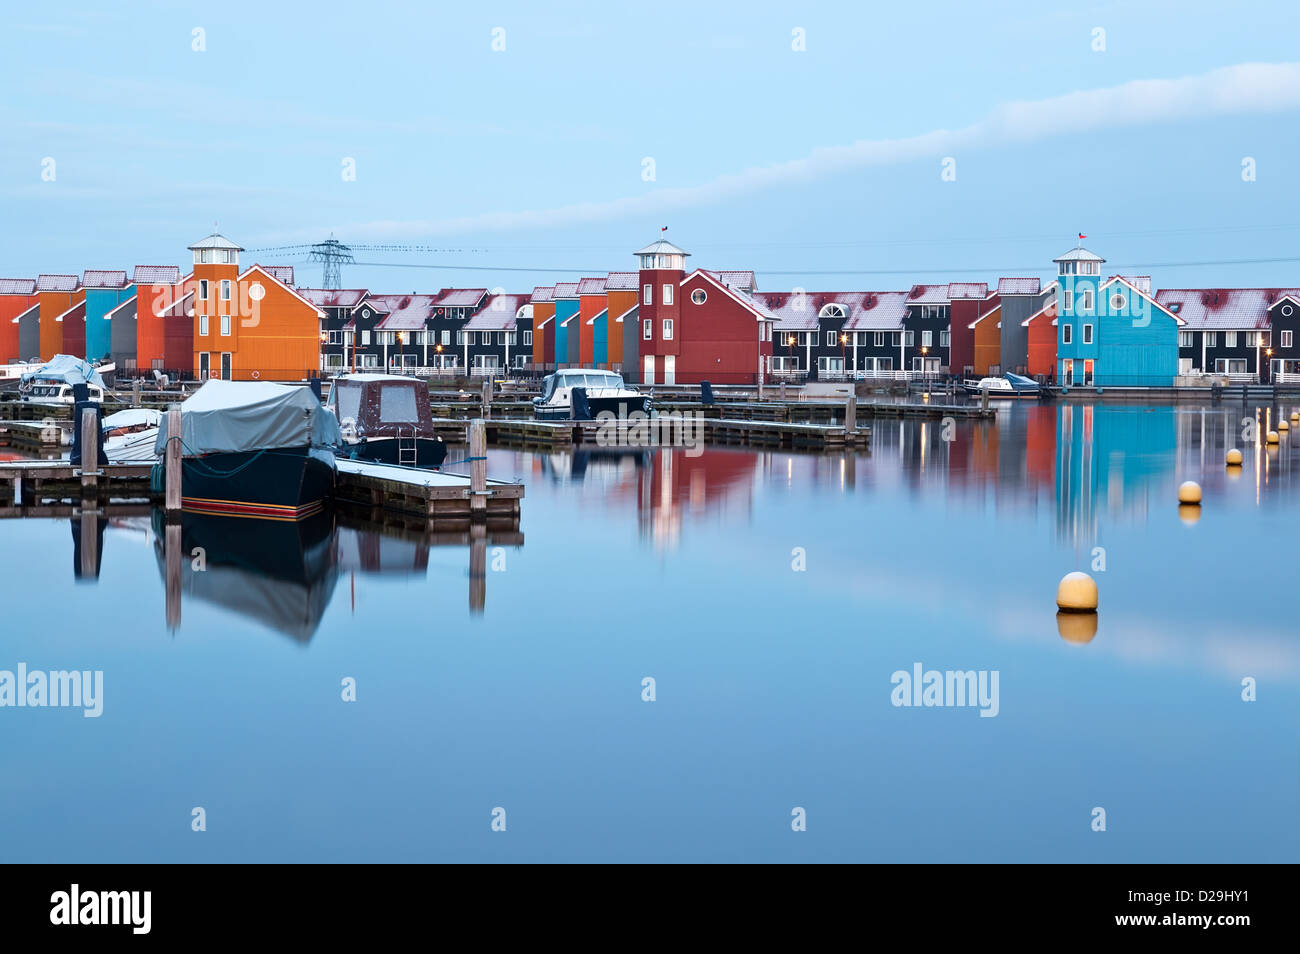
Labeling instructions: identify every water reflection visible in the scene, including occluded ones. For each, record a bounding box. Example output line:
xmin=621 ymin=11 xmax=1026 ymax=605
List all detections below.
xmin=514 ymin=400 xmax=1300 ymax=553
xmin=41 ymin=506 xmax=525 ymax=637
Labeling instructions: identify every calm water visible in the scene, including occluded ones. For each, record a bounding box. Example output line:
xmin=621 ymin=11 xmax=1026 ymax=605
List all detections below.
xmin=2 ymin=401 xmax=1298 ymax=862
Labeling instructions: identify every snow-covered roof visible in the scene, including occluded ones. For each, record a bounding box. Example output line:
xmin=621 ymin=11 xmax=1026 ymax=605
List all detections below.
xmin=710 ymin=270 xmax=757 ymax=292
xmin=82 ymin=269 xmax=128 ymax=289
xmin=1053 ymin=246 xmax=1105 ymax=263
xmin=758 ymin=290 xmax=907 ymax=331
xmin=188 ymin=232 xmax=243 ymax=251
xmin=298 ymin=288 xmax=369 ymax=308
xmin=604 ymin=272 xmax=638 ymax=290
xmin=262 ymin=265 xmax=294 ymax=285
xmin=133 ymin=265 xmax=181 ymax=286
xmin=366 ymin=294 xmax=437 ymax=330
xmin=906 ymin=284 xmax=949 ymax=304
xmin=464 ymin=293 xmax=530 ymax=330
xmin=0 ymin=278 xmax=36 ymax=295
xmin=1152 ymin=288 xmax=1300 ymax=330
xmin=997 ymin=277 xmax=1041 ymax=296
xmin=634 ymin=239 xmax=689 ymax=257
xmin=947 ymin=282 xmax=988 ymax=300
xmin=435 ymin=288 xmax=487 ymax=308
xmin=1109 ymin=274 xmax=1151 ymax=294
xmin=36 ymin=274 xmax=79 ymax=292
xmin=531 ymin=286 xmax=555 ymax=302
xmin=552 ymin=282 xmax=580 ymax=298
xmin=576 ymin=277 xmax=607 ymax=295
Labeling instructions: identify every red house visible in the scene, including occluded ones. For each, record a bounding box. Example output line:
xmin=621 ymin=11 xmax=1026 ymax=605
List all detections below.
xmin=947 ymin=282 xmax=989 ymax=378
xmin=634 ymin=239 xmax=775 ymax=385
xmin=1023 ymin=296 xmax=1057 ymax=380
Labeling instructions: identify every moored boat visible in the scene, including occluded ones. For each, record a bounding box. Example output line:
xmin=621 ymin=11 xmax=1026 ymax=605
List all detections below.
xmin=533 ymin=368 xmax=651 ymax=420
xmin=156 ymin=380 xmax=340 ymax=521
xmin=17 ymin=355 xmax=108 ymax=404
xmin=962 ymin=372 xmax=1043 ymax=399
xmin=329 ymin=373 xmax=447 ymax=468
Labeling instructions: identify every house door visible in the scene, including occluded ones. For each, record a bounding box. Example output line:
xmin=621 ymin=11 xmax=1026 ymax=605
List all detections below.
xmin=221 ymin=352 xmax=232 ymax=380
xmin=1083 ymin=359 xmax=1094 ymax=386
xmin=663 ymin=355 xmax=675 ymax=384
xmin=199 ymin=352 xmax=210 ymax=380
xmin=1063 ymin=360 xmax=1074 ymax=386
xmin=643 ymin=354 xmax=655 ymax=384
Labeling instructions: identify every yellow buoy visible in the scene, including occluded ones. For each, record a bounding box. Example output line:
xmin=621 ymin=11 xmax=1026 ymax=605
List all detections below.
xmin=1177 ymin=480 xmax=1202 ymax=504
xmin=1178 ymin=503 xmax=1202 ymax=525
xmin=1226 ymin=448 xmax=1243 ymax=466
xmin=1057 ymin=611 xmax=1098 ymax=644
xmin=1057 ymin=571 xmax=1098 ymax=612
xmin=1280 ymin=420 xmax=1291 ymax=432
xmin=1267 ymin=430 xmax=1280 ymax=445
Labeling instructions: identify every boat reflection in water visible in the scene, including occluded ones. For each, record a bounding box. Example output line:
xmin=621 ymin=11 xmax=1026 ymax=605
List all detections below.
xmin=145 ymin=507 xmax=523 ymax=636
xmin=153 ymin=509 xmax=338 ymax=643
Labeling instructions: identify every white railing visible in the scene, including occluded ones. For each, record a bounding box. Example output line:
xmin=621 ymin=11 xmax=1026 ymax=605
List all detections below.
xmin=1276 ymin=372 xmax=1300 ymax=385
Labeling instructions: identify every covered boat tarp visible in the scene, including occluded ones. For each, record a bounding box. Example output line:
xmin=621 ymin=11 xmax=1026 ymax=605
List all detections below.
xmin=102 ymin=407 xmax=161 ymax=431
xmin=156 ymin=380 xmax=341 ymax=457
xmin=20 ymin=354 xmax=106 ymax=389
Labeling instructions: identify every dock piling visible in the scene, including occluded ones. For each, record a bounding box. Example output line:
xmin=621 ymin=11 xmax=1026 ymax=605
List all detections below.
xmin=481 ymin=379 xmax=493 ymax=419
xmin=165 ymin=406 xmax=182 ymax=514
xmin=469 ymin=418 xmax=487 ymax=514
xmin=79 ymin=408 xmax=99 ymax=496
xmin=846 ymin=394 xmax=857 ymax=435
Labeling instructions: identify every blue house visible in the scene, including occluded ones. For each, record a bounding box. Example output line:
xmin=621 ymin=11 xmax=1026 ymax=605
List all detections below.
xmin=1054 ymin=246 xmax=1183 ymax=387
xmin=588 ymin=307 xmax=608 ymax=365
xmin=82 ymin=270 xmax=133 ymax=362
xmin=551 ymin=282 xmax=579 ymax=367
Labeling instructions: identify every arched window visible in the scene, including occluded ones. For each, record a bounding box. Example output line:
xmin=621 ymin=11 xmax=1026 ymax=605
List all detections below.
xmin=818 ymin=303 xmax=848 ymax=320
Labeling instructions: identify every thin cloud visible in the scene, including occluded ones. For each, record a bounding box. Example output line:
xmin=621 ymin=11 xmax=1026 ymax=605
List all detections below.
xmin=334 ymin=61 xmax=1300 ymax=241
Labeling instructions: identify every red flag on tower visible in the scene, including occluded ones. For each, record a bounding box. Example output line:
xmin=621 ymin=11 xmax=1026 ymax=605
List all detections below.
xmin=1078 ymin=233 xmax=1087 ymax=240
xmin=661 ymin=226 xmax=668 ymax=233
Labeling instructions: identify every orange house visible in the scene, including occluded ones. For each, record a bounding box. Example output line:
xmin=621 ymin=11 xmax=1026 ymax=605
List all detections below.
xmin=1024 ymin=298 xmax=1057 ymax=380
xmin=134 ymin=265 xmax=184 ymax=371
xmin=576 ymin=277 xmax=606 ymax=366
xmin=35 ymin=274 xmax=82 ymax=360
xmin=971 ymin=303 xmax=1002 ymax=375
xmin=604 ymin=272 xmax=638 ymax=371
xmin=531 ymin=286 xmax=554 ymax=365
xmin=0 ymin=279 xmax=37 ymax=363
xmin=187 ymin=233 xmax=323 ymax=381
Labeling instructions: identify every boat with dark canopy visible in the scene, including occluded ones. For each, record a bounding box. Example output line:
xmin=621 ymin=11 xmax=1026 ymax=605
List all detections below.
xmin=330 ymin=373 xmax=447 ymax=468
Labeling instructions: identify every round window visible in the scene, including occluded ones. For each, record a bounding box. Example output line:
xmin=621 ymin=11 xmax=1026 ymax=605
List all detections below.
xmin=1111 ymin=294 xmax=1126 ymax=311
xmin=1283 ymin=304 xmax=1294 ymax=317
xmin=691 ymin=289 xmax=707 ymax=305
xmin=362 ymin=309 xmax=370 ymax=318
xmin=248 ymin=282 xmax=266 ymax=302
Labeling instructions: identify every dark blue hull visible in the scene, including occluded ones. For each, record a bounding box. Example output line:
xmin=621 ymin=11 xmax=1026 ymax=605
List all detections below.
xmin=180 ymin=446 xmax=335 ymax=520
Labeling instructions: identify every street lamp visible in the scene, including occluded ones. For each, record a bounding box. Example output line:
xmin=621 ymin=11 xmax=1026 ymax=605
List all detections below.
xmin=787 ymin=335 xmax=797 ymax=378
xmin=840 ymin=333 xmax=848 ymax=378
xmin=921 ymin=345 xmax=929 ymax=388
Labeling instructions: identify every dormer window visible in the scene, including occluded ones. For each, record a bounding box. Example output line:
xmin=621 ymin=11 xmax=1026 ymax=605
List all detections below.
xmin=819 ymin=303 xmax=848 ymax=320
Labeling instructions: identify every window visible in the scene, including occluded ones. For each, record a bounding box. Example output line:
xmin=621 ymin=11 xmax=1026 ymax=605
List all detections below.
xmin=892 ymin=332 xmax=901 ymax=347
xmin=826 ymin=331 xmax=837 ymax=347
xmin=482 ymin=332 xmax=491 ymax=345
xmin=1225 ymin=331 xmax=1238 ymax=348
xmin=643 ymin=284 xmax=653 ymax=305
xmin=220 ymin=314 xmax=231 ymax=336
xmin=1080 ymin=288 xmax=1094 ymax=312
xmin=199 ymin=314 xmax=209 ymax=336
xmin=922 ymin=330 xmax=933 ymax=347
xmin=1082 ymin=324 xmax=1093 ymax=344
xmin=905 ymin=331 xmax=915 ymax=347
xmin=939 ymin=331 xmax=950 ymax=347
xmin=507 ymin=332 xmax=516 ymax=345
xmin=439 ymin=330 xmax=449 ymax=345
xmin=663 ymin=319 xmax=673 ymax=340
xmin=1205 ymin=331 xmax=1217 ymax=348
xmin=691 ymin=289 xmax=707 ymax=305
xmin=361 ymin=330 xmax=371 ymax=346
xmin=1063 ymin=290 xmax=1073 ymax=312
xmin=1110 ymin=293 xmax=1126 ymax=311
xmin=874 ymin=332 xmax=885 ymax=347
xmin=662 ymin=284 xmax=673 ymax=305
xmin=643 ymin=319 xmax=652 ymax=340
xmin=1284 ymin=331 xmax=1294 ymax=348
xmin=1281 ymin=304 xmax=1294 ymax=317
xmin=817 ymin=356 xmax=845 ymax=372
xmin=199 ymin=279 xmax=209 ymax=300
xmin=220 ymin=280 xmax=231 ymax=301
xmin=1062 ymin=324 xmax=1073 ymax=345
xmin=523 ymin=330 xmax=532 ymax=345
xmin=1179 ymin=331 xmax=1193 ymax=348
xmin=361 ymin=354 xmax=378 ymax=368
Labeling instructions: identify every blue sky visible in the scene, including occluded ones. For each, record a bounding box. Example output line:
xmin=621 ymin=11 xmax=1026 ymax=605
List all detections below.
xmin=3 ymin=0 xmax=1300 ymax=294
